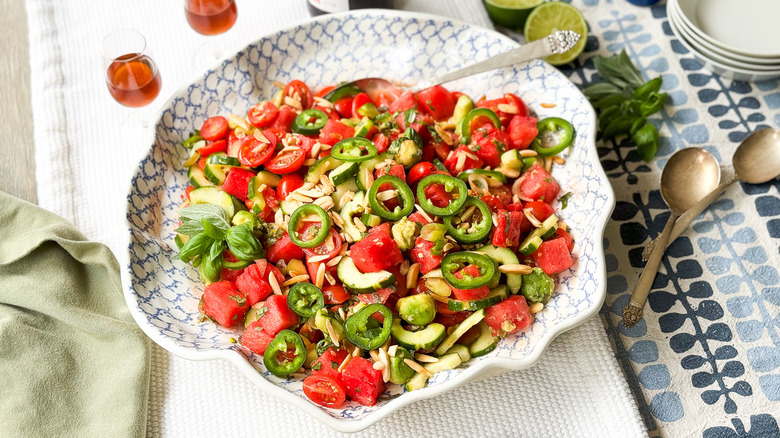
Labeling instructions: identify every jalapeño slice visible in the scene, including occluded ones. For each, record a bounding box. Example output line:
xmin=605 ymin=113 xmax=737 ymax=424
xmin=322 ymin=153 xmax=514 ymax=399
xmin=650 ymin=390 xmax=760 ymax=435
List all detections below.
xmin=287 ymin=282 xmax=325 ymax=318
xmin=331 ymin=137 xmax=378 ymax=162
xmin=416 ymin=174 xmax=468 ymax=217
xmin=367 ymin=175 xmax=415 ymax=221
xmin=292 ymin=108 xmax=329 ymax=135
xmin=263 ymin=330 xmax=306 ymax=377
xmin=344 ymin=303 xmax=393 ymax=351
xmin=444 ymin=197 xmax=493 ymax=244
xmin=288 ymin=204 xmax=331 ymax=248
xmin=441 ymin=251 xmax=497 ymax=289
xmin=531 ymin=117 xmax=575 ymax=157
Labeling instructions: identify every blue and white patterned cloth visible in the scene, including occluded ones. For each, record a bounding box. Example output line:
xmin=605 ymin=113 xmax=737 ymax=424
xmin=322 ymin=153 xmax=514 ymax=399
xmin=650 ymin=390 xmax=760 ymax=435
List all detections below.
xmin=551 ymin=1 xmax=780 ymax=436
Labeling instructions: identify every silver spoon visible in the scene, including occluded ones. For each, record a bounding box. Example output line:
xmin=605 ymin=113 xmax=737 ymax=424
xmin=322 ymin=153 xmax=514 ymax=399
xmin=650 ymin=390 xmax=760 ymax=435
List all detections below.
xmin=344 ymin=30 xmax=581 ymax=102
xmin=641 ymin=128 xmax=780 ymax=261
xmin=623 ymin=148 xmax=721 ymax=328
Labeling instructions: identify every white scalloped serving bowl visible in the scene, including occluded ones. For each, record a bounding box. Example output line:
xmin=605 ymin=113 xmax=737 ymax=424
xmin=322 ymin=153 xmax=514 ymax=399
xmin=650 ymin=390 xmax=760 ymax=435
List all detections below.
xmin=122 ymin=10 xmax=612 ymax=433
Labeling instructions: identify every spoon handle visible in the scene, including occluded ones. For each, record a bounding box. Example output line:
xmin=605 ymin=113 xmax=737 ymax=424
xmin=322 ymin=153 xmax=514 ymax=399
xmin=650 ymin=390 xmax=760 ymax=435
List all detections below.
xmin=641 ymin=176 xmax=736 ymax=261
xmin=623 ymin=213 xmax=678 ymax=328
xmin=415 ymin=31 xmax=580 ymax=91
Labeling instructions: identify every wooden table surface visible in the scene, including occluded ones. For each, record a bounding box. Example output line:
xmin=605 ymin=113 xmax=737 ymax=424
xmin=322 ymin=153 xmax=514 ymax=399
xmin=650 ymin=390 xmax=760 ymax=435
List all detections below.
xmin=1 ymin=0 xmax=36 ymax=204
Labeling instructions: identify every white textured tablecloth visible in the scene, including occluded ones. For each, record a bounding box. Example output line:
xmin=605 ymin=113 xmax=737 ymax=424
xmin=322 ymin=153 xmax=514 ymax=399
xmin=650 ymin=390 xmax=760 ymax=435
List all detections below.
xmin=25 ymin=0 xmax=646 ymax=436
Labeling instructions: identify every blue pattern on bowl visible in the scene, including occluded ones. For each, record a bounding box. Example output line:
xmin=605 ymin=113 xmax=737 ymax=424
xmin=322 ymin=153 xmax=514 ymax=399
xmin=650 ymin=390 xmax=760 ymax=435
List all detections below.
xmin=123 ymin=9 xmax=612 ymax=432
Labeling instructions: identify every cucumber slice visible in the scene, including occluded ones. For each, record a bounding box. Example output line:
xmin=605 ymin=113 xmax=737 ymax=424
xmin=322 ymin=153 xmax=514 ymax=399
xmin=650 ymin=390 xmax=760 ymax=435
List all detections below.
xmin=331 ymin=178 xmax=360 ymax=207
xmin=476 ymin=245 xmax=523 ymax=294
xmin=391 ymin=319 xmax=446 ymax=351
xmin=280 ymin=199 xmax=301 ymax=215
xmin=314 ymin=309 xmax=345 ymax=343
xmin=189 ymin=187 xmax=238 ymax=220
xmin=360 ymin=213 xmax=382 ymax=228
xmin=329 ymin=162 xmax=359 ymax=186
xmin=254 ymin=170 xmax=282 ymax=188
xmin=340 ymin=191 xmax=367 ymax=242
xmin=207 ymin=152 xmax=241 ymax=168
xmin=500 ymin=149 xmax=523 ymax=171
xmin=356 ymin=156 xmax=382 ymax=192
xmin=405 ymin=371 xmax=429 ymax=392
xmin=188 ymin=165 xmax=213 ymax=188
xmin=452 ymin=94 xmax=475 ymax=136
xmin=244 ymin=302 xmax=267 ymax=328
xmin=203 ymin=159 xmax=227 ymax=185
xmin=435 ymin=308 xmax=485 ymax=356
xmin=447 ymin=285 xmax=508 ymax=311
xmin=404 ymin=352 xmax=463 ymax=392
xmin=468 ymin=321 xmax=499 ymax=357
xmin=445 ymin=344 xmax=471 ymax=363
xmin=337 ymin=256 xmax=395 ymax=294
xmin=353 ymin=117 xmax=375 ymax=137
xmin=518 ymin=213 xmax=558 ymax=256
xmin=305 ymin=156 xmax=343 ymax=184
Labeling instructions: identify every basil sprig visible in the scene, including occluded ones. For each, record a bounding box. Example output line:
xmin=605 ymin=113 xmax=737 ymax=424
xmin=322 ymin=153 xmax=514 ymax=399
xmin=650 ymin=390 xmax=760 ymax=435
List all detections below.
xmin=175 ymin=204 xmax=265 ymax=282
xmin=583 ymin=50 xmax=667 ymax=162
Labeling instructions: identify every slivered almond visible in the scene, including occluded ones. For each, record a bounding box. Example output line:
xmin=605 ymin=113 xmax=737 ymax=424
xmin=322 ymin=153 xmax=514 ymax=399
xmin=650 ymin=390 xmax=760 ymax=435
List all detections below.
xmin=254 ymin=130 xmax=270 ymax=143
xmin=434 ymin=124 xmax=454 ymax=145
xmin=399 ymin=260 xmax=410 ymax=276
xmin=553 ymin=156 xmax=566 ymax=165
xmin=369 ymin=350 xmax=380 ymax=362
xmin=284 ymin=96 xmax=303 ymax=111
xmin=272 ymin=80 xmax=286 ymax=89
xmin=337 ymin=355 xmax=352 ymax=372
xmin=289 ymin=193 xmax=313 ymax=203
xmin=372 ymin=361 xmax=386 ymax=371
xmin=314 ymin=196 xmax=334 ymax=210
xmin=388 ymin=345 xmax=398 ymax=357
xmin=268 ymin=273 xmax=282 ymax=295
xmin=325 ymin=272 xmax=336 ymax=285
xmin=303 ymin=158 xmax=316 ymax=166
xmin=307 ymin=254 xmax=330 ymax=263
xmin=282 ymin=274 xmax=310 ymax=286
xmin=414 ymin=353 xmax=439 ymax=363
xmin=327 ymin=255 xmax=343 ymax=267
xmin=353 ymin=217 xmax=367 ymax=232
xmin=497 ymin=103 xmax=519 ymax=114
xmin=495 ymin=166 xmax=520 ymax=178
xmin=462 ymin=151 xmax=479 ymax=161
xmin=338 ymin=307 xmax=346 ymax=321
xmin=499 ymin=264 xmax=534 ymax=275
xmin=429 ymin=293 xmax=451 ymax=304
xmin=544 ymin=156 xmax=553 ymax=173
xmin=378 ymin=347 xmax=391 ymax=382
xmin=459 ymin=205 xmax=477 ymax=223
xmin=422 ymin=269 xmax=443 ymax=279
xmin=352 ymin=348 xmax=362 ymax=357
xmin=315 ymin=262 xmax=326 ymax=288
xmin=455 ymin=153 xmax=467 ymax=172
xmin=376 ymin=190 xmax=398 ymax=202
xmin=326 ymin=317 xmax=340 ymax=347
xmin=337 ymin=191 xmax=354 ymax=210
xmin=404 ymin=359 xmax=433 ymax=378
xmin=414 ymin=205 xmax=435 ymax=223
xmin=406 ymin=263 xmax=420 ymax=289
xmin=529 ymin=302 xmax=544 ymax=314
xmin=313 ymin=96 xmax=333 ymax=108
xmin=523 ymin=208 xmax=542 ymax=228
xmin=519 ymin=149 xmax=538 ymax=157
xmin=297 ymin=188 xmax=325 ymax=198
xmin=311 ymin=142 xmax=321 ymax=158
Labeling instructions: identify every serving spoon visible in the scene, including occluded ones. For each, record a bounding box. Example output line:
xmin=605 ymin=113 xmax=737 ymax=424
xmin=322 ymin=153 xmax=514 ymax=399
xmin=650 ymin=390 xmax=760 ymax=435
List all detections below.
xmin=341 ymin=30 xmax=581 ymax=101
xmin=641 ymin=128 xmax=780 ymax=261
xmin=623 ymin=148 xmax=721 ymax=328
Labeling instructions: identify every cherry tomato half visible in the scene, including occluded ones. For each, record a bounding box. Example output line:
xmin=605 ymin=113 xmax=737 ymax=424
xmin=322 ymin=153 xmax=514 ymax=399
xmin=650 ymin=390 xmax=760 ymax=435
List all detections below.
xmin=351 ymin=92 xmax=374 ymax=118
xmin=303 ymin=227 xmax=342 ymax=260
xmin=284 ymin=79 xmax=314 ymax=110
xmin=265 ymin=146 xmax=305 ymax=174
xmin=277 ymin=173 xmax=304 ymax=200
xmin=247 ymin=102 xmax=278 ymax=128
xmin=302 ymin=374 xmax=346 ymax=408
xmin=238 ymin=132 xmax=277 ymax=167
xmin=200 ymin=116 xmax=228 ymax=141
xmin=196 ymin=139 xmax=227 ymax=157
xmin=407 ymin=162 xmax=436 ymax=184
xmin=322 ymin=284 xmax=350 ymax=305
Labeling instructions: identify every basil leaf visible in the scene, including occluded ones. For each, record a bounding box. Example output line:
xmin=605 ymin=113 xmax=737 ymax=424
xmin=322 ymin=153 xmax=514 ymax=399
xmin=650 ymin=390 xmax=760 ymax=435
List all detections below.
xmin=592 ymin=94 xmax=627 ymax=110
xmin=202 ymin=217 xmax=226 ymax=240
xmin=560 ymin=192 xmax=573 ymax=209
xmin=226 ymin=223 xmax=266 ymax=261
xmin=602 ymin=115 xmax=636 ymax=140
xmin=582 ymin=82 xmax=624 ymax=101
xmin=404 ymin=108 xmax=416 ymax=125
xmin=632 ymin=123 xmax=659 ymax=162
xmin=176 ymin=204 xmax=230 ymax=236
xmin=178 ymin=233 xmax=213 ymax=263
xmin=639 ymin=92 xmax=668 ymax=117
xmin=593 ymin=50 xmax=644 ymax=92
xmin=199 ymin=241 xmax=224 ymax=283
xmin=632 ymin=77 xmax=662 ymax=101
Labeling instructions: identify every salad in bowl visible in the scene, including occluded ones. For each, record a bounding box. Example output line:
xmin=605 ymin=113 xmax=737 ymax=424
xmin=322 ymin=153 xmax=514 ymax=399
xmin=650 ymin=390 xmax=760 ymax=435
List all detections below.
xmin=123 ymin=9 xmax=611 ymax=432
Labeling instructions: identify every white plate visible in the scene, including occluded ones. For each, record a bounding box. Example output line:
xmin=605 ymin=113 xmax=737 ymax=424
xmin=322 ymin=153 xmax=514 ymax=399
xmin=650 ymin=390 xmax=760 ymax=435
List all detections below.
xmin=668 ymin=2 xmax=780 ymax=82
xmin=669 ymin=0 xmax=780 ymax=65
xmin=668 ymin=5 xmax=780 ymax=72
xmin=123 ymin=9 xmax=612 ymax=432
xmin=676 ymin=0 xmax=780 ymax=58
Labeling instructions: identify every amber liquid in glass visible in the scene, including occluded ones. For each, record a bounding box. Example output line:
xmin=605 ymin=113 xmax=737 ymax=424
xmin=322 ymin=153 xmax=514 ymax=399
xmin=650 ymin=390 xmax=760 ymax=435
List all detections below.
xmin=106 ymin=53 xmax=162 ymax=107
xmin=185 ymin=0 xmax=237 ymax=35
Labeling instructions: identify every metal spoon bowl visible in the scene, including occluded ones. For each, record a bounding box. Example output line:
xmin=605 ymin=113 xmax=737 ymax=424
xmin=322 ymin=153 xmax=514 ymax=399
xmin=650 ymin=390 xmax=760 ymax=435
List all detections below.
xmin=642 ymin=128 xmax=780 ymax=260
xmin=623 ymin=147 xmax=721 ymax=327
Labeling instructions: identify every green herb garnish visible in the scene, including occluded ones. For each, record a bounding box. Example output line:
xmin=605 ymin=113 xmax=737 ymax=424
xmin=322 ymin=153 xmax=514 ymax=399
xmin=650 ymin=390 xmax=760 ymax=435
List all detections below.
xmin=582 ymin=50 xmax=667 ymax=161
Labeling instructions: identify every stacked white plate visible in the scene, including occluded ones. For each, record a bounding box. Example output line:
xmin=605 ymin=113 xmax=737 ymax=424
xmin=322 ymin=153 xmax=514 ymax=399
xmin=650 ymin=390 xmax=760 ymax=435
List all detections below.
xmin=668 ymin=0 xmax=780 ymax=81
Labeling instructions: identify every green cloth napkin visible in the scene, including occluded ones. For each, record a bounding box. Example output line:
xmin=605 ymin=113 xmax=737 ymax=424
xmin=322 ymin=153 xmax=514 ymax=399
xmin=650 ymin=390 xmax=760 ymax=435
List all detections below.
xmin=0 ymin=191 xmax=150 ymax=437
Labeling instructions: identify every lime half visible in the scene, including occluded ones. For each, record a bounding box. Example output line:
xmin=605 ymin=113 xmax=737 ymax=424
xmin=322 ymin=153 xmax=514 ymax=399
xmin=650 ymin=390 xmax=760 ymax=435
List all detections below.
xmin=483 ymin=0 xmax=545 ymax=30
xmin=523 ymin=1 xmax=588 ymax=66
